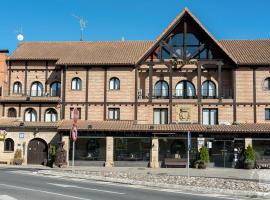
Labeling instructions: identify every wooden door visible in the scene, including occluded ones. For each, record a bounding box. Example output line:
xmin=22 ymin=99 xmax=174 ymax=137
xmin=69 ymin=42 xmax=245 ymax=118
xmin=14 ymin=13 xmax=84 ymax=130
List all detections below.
xmin=27 ymin=139 xmax=48 ymax=165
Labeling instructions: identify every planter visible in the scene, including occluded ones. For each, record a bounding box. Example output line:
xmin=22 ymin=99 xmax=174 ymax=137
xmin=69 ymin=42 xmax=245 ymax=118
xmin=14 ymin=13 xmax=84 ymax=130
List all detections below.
xmin=244 ymin=160 xmax=255 ymax=169
xmin=14 ymin=159 xmax=23 ymax=165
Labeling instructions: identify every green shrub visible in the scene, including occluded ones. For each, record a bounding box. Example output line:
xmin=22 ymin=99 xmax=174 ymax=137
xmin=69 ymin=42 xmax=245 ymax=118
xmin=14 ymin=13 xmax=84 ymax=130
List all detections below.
xmin=244 ymin=145 xmax=256 ymax=161
xmin=199 ymin=146 xmax=209 ymax=163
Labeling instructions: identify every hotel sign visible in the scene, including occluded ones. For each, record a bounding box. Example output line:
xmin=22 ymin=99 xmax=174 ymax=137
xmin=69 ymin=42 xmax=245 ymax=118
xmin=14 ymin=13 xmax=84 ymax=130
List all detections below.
xmin=0 ymin=130 xmax=7 ymax=141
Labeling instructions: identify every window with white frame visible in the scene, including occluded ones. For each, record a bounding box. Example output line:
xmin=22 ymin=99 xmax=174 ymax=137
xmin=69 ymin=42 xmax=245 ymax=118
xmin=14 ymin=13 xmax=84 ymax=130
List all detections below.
xmin=154 ymin=80 xmax=169 ymax=98
xmin=45 ymin=108 xmax=58 ymax=122
xmin=109 ymin=77 xmax=120 ymax=90
xmin=265 ymin=109 xmax=270 ymax=120
xmin=264 ymin=78 xmax=270 ymax=90
xmin=50 ymin=82 xmax=61 ymax=97
xmin=13 ymin=82 xmax=22 ymax=94
xmin=153 ymin=108 xmax=168 ymax=124
xmin=31 ymin=82 xmax=43 ymax=96
xmin=71 ymin=78 xmax=82 ymax=90
xmin=24 ymin=108 xmax=37 ymax=122
xmin=202 ymin=80 xmax=216 ymax=98
xmin=202 ymin=108 xmax=218 ymax=125
xmin=108 ymin=108 xmax=120 ymax=120
xmin=175 ymin=80 xmax=195 ymax=98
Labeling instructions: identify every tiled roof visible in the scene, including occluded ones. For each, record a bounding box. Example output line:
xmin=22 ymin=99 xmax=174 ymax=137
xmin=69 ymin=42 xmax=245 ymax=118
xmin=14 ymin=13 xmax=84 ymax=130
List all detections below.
xmin=219 ymin=40 xmax=270 ymax=65
xmin=58 ymin=120 xmax=270 ymax=134
xmin=136 ymin=8 xmax=238 ymax=65
xmin=9 ymin=41 xmax=154 ymax=65
xmin=0 ymin=118 xmax=269 ymax=133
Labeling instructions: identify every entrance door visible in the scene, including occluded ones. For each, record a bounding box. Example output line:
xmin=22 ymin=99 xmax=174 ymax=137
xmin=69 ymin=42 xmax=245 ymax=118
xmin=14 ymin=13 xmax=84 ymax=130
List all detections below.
xmin=27 ymin=139 xmax=48 ymax=165
xmin=211 ymin=140 xmax=234 ymax=168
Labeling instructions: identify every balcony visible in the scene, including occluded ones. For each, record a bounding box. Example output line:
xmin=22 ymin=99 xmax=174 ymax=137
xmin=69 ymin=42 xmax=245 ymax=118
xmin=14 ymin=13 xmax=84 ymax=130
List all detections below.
xmin=137 ymin=88 xmax=233 ymax=100
xmin=0 ymin=90 xmax=61 ymax=103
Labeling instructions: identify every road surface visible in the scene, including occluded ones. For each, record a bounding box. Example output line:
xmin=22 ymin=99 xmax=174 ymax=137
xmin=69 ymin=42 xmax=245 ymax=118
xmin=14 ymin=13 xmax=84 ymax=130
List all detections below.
xmin=0 ymin=167 xmax=248 ymax=200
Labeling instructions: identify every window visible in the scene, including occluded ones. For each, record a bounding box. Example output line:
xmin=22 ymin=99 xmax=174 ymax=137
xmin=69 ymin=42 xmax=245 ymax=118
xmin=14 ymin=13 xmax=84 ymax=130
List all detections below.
xmin=158 ymin=33 xmax=213 ymax=60
xmin=45 ymin=108 xmax=58 ymax=122
xmin=13 ymin=82 xmax=22 ymax=94
xmin=175 ymin=80 xmax=195 ymax=98
xmin=202 ymin=108 xmax=218 ymax=125
xmin=24 ymin=108 xmax=37 ymax=122
xmin=265 ymin=109 xmax=270 ymax=120
xmin=202 ymin=80 xmax=216 ymax=98
xmin=71 ymin=78 xmax=82 ymax=90
xmin=108 ymin=108 xmax=120 ymax=120
xmin=7 ymin=108 xmax=17 ymax=118
xmin=70 ymin=107 xmax=81 ymax=120
xmin=50 ymin=82 xmax=61 ymax=97
xmin=109 ymin=77 xmax=120 ymax=90
xmin=153 ymin=108 xmax=168 ymax=124
xmin=4 ymin=138 xmax=14 ymax=152
xmin=264 ymin=78 xmax=270 ymax=90
xmin=154 ymin=80 xmax=169 ymax=98
xmin=31 ymin=82 xmax=43 ymax=96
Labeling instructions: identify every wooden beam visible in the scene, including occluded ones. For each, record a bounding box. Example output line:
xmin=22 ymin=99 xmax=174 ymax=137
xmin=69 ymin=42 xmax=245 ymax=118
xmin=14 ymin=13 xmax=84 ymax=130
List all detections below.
xmin=45 ymin=61 xmax=48 ymax=93
xmin=24 ymin=61 xmax=28 ymax=95
xmin=2 ymin=103 xmax=5 ymax=117
xmin=197 ymin=63 xmax=202 ymax=124
xmin=253 ymin=67 xmax=257 ymax=123
xmin=103 ymin=67 xmax=107 ymax=120
xmin=61 ymin=65 xmax=67 ymax=119
xmin=148 ymin=64 xmax=153 ymax=102
xmin=8 ymin=61 xmax=11 ymax=95
xmin=169 ymin=65 xmax=173 ymax=123
xmin=183 ymin=20 xmax=187 ymax=61
xmin=161 ymin=41 xmax=182 ymax=59
xmin=85 ymin=67 xmax=89 ymax=120
xmin=233 ymin=68 xmax=237 ymax=122
xmin=39 ymin=104 xmax=42 ymax=122
xmin=218 ymin=63 xmax=222 ymax=101
xmin=134 ymin=66 xmax=138 ymax=120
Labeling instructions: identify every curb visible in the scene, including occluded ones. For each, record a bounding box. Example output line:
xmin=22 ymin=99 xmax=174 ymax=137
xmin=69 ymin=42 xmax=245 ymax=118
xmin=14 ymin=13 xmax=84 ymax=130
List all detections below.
xmin=38 ymin=170 xmax=270 ymax=199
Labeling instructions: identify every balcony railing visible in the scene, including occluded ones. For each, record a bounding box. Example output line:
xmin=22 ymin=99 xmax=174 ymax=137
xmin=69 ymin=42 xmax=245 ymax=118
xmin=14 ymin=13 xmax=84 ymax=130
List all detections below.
xmin=137 ymin=88 xmax=233 ymax=99
xmin=12 ymin=90 xmax=61 ymax=97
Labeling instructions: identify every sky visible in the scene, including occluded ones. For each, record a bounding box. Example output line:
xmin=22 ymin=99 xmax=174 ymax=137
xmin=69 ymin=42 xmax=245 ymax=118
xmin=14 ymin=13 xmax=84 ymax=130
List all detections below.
xmin=1 ymin=0 xmax=270 ymax=53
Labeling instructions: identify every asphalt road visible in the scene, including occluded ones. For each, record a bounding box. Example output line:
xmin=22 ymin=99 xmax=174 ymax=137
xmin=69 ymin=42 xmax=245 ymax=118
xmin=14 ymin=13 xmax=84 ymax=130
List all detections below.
xmin=0 ymin=167 xmax=246 ymax=200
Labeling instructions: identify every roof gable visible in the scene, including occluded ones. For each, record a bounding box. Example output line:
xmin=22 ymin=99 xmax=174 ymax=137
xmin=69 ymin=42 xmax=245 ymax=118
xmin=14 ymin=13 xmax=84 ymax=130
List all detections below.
xmin=136 ymin=8 xmax=237 ymax=65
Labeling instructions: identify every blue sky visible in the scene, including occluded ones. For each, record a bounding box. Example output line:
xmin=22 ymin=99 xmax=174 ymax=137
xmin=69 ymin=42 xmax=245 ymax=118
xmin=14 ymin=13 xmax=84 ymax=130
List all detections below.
xmin=1 ymin=0 xmax=270 ymax=53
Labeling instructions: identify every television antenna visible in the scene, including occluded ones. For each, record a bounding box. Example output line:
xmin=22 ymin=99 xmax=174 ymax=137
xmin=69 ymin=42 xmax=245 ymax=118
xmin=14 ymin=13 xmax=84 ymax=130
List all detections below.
xmin=72 ymin=14 xmax=87 ymax=41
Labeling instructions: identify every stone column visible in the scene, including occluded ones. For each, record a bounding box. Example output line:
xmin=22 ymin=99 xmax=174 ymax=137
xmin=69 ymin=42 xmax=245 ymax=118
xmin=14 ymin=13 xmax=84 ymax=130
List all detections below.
xmin=245 ymin=138 xmax=252 ymax=149
xmin=150 ymin=137 xmax=159 ymax=168
xmin=62 ymin=136 xmax=70 ymax=166
xmin=105 ymin=136 xmax=114 ymax=167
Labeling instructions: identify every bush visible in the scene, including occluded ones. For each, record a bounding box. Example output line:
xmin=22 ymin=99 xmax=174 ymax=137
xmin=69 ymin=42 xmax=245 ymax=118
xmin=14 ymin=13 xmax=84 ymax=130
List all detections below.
xmin=14 ymin=149 xmax=23 ymax=165
xmin=199 ymin=146 xmax=209 ymax=163
xmin=244 ymin=145 xmax=256 ymax=169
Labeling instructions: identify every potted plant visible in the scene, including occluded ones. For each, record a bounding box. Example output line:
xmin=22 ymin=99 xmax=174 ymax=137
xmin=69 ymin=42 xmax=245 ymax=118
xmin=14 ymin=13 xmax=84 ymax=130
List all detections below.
xmin=244 ymin=145 xmax=256 ymax=169
xmin=195 ymin=146 xmax=209 ymax=169
xmin=14 ymin=149 xmax=23 ymax=165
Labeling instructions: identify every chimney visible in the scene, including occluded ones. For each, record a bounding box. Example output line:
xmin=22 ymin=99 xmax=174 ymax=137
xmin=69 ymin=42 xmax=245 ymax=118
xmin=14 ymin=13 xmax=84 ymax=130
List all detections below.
xmin=0 ymin=49 xmax=9 ymax=96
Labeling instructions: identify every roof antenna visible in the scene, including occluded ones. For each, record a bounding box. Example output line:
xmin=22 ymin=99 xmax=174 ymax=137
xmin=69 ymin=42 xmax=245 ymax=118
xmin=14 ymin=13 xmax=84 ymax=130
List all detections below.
xmin=121 ymin=36 xmax=125 ymax=41
xmin=16 ymin=26 xmax=24 ymax=42
xmin=72 ymin=14 xmax=87 ymax=41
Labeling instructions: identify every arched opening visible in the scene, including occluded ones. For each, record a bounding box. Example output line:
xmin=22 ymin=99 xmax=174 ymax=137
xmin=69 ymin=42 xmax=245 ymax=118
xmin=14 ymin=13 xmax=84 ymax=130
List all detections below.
xmin=45 ymin=108 xmax=58 ymax=122
xmin=175 ymin=80 xmax=196 ymax=98
xmin=202 ymin=80 xmax=216 ymax=98
xmin=13 ymin=82 xmax=22 ymax=94
xmin=24 ymin=108 xmax=37 ymax=122
xmin=7 ymin=108 xmax=17 ymax=118
xmin=264 ymin=77 xmax=270 ymax=90
xmin=31 ymin=81 xmax=43 ymax=96
xmin=50 ymin=82 xmax=61 ymax=97
xmin=154 ymin=80 xmax=169 ymax=98
xmin=109 ymin=77 xmax=120 ymax=90
xmin=27 ymin=138 xmax=48 ymax=165
xmin=71 ymin=78 xmax=82 ymax=90
xmin=4 ymin=138 xmax=14 ymax=152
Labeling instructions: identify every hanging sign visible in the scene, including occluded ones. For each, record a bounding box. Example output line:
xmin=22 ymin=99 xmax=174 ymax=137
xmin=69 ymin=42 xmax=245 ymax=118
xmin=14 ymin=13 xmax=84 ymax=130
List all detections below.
xmin=0 ymin=130 xmax=7 ymax=141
